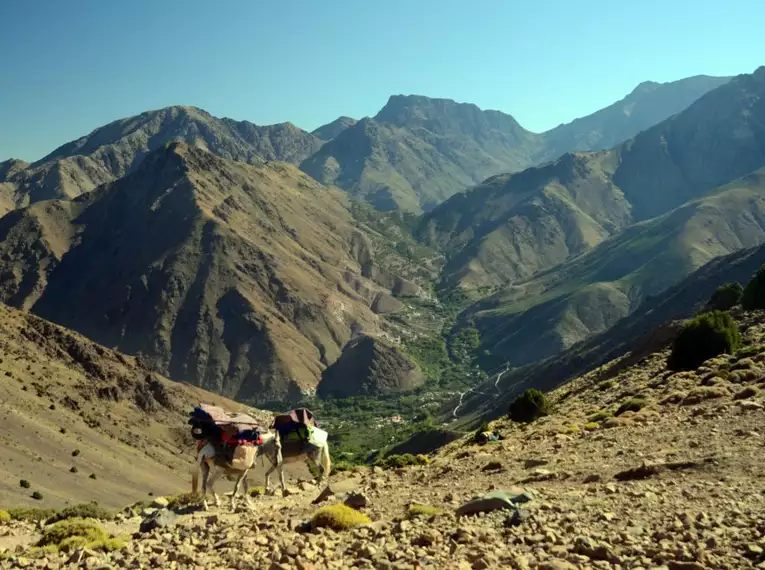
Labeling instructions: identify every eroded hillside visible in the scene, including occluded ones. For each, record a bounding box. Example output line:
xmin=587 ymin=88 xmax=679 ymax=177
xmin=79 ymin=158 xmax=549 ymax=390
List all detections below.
xmin=0 ymin=143 xmax=424 ymax=404
xmin=0 ymin=302 xmax=270 ymax=509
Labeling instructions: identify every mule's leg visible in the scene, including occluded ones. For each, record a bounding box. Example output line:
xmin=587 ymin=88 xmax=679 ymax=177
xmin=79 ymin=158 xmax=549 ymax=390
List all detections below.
xmin=320 ymin=444 xmax=332 ymax=485
xmin=230 ymin=469 xmax=247 ymax=512
xmin=200 ymin=462 xmax=211 ymax=511
xmin=242 ymin=472 xmax=255 ymax=510
xmin=264 ymin=460 xmax=276 ymax=494
xmin=278 ymin=461 xmax=287 ymax=493
xmin=207 ymin=467 xmax=222 ymax=508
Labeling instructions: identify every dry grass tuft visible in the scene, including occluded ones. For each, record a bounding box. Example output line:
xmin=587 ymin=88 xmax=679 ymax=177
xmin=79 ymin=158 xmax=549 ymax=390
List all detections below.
xmin=311 ymin=504 xmax=371 ymax=531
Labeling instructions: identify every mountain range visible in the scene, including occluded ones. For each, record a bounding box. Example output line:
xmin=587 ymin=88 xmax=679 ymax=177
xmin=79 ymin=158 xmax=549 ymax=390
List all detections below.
xmin=1 ymin=75 xmax=728 ymax=216
xmin=1 ymin=67 xmax=763 ymax=410
xmin=439 ymin=67 xmax=765 ymax=367
xmin=0 ymin=142 xmax=429 ymax=403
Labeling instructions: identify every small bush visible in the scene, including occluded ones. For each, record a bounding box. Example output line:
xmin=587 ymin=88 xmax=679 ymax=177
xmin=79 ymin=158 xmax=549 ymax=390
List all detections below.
xmin=736 ymin=344 xmax=765 ymax=359
xmin=668 ymin=311 xmax=741 ymax=371
xmin=72 ymin=450 xmax=81 ymax=457
xmin=35 ymin=518 xmax=123 ymax=553
xmin=0 ymin=510 xmax=11 ymax=523
xmin=583 ymin=422 xmax=600 ymax=431
xmin=588 ymin=410 xmax=612 ymax=422
xmin=616 ymin=397 xmax=646 ymax=415
xmin=19 ymin=480 xmax=31 ymax=489
xmin=6 ymin=507 xmax=56 ymax=522
xmin=375 ymin=454 xmax=430 ymax=470
xmin=707 ymin=282 xmax=743 ymax=310
xmin=31 ymin=491 xmax=43 ymax=501
xmin=48 ymin=503 xmax=113 ymax=523
xmin=482 ymin=460 xmax=503 ymax=472
xmin=407 ymin=504 xmax=442 ymax=518
xmin=331 ymin=461 xmax=354 ymax=475
xmin=742 ymin=266 xmax=765 ymax=310
xmin=508 ymin=388 xmax=551 ymax=423
xmin=249 ymin=487 xmax=265 ymax=498
xmin=89 ymin=473 xmax=97 ymax=480
xmin=311 ymin=504 xmax=371 ymax=531
xmin=69 ymin=467 xmax=78 ymax=474
xmin=166 ymin=493 xmax=201 ymax=510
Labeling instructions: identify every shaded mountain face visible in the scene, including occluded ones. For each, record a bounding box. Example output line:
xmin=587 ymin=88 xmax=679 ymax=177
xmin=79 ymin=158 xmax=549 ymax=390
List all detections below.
xmin=451 ymin=241 xmax=765 ymax=425
xmin=312 ymin=116 xmax=358 ymax=140
xmin=422 ymin=68 xmax=764 ymax=294
xmin=317 ymin=333 xmax=425 ymax=397
xmin=0 ymin=142 xmax=417 ymax=404
xmin=0 ymin=106 xmax=324 ymax=215
xmin=300 ymin=77 xmax=728 ymax=212
xmin=468 ymin=168 xmax=765 ymax=368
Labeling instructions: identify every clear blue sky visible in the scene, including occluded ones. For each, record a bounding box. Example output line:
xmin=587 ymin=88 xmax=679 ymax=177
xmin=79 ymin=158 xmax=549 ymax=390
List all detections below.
xmin=1 ymin=0 xmax=763 ymax=162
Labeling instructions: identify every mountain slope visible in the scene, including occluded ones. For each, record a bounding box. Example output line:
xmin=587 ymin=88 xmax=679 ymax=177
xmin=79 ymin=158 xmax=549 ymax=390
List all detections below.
xmin=469 ymin=167 xmax=765 ymax=367
xmin=543 ymin=74 xmax=731 ymax=155
xmin=422 ymin=67 xmax=765 ymax=293
xmin=0 ymin=301 xmax=272 ymax=508
xmin=0 ymin=106 xmax=324 ymax=215
xmin=452 ymin=241 xmax=765 ymax=424
xmin=0 ymin=142 xmax=418 ymax=404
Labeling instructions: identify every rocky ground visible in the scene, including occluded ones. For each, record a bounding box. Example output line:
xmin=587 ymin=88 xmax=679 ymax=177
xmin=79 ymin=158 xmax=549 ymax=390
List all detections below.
xmin=2 ymin=313 xmax=765 ymax=569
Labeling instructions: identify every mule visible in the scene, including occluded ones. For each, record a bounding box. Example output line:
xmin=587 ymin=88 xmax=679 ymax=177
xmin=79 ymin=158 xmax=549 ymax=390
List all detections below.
xmin=258 ymin=430 xmax=332 ymax=494
xmin=190 ymin=430 xmax=332 ymax=511
xmin=193 ymin=441 xmax=259 ymax=512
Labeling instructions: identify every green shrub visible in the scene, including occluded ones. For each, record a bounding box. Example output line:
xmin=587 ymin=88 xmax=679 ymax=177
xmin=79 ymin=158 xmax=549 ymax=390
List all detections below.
xmin=19 ymin=480 xmax=30 ymax=489
xmin=88 ymin=473 xmax=97 ymax=480
xmin=668 ymin=311 xmax=741 ymax=371
xmin=331 ymin=461 xmax=354 ymax=475
xmin=708 ymin=282 xmax=743 ymax=310
xmin=736 ymin=344 xmax=765 ymax=358
xmin=0 ymin=510 xmax=10 ymax=523
xmin=598 ymin=380 xmax=617 ymax=391
xmin=249 ymin=487 xmax=265 ymax=498
xmin=71 ymin=450 xmax=81 ymax=457
xmin=742 ymin=266 xmax=765 ymax=310
xmin=35 ymin=518 xmax=123 ymax=553
xmin=166 ymin=493 xmax=201 ymax=510
xmin=311 ymin=504 xmax=371 ymax=531
xmin=48 ymin=503 xmax=113 ymax=523
xmin=6 ymin=507 xmax=56 ymax=522
xmin=615 ymin=397 xmax=646 ymax=415
xmin=407 ymin=504 xmax=442 ymax=518
xmin=508 ymin=388 xmax=551 ymax=423
xmin=375 ymin=453 xmax=430 ymax=470
xmin=583 ymin=422 xmax=600 ymax=431
xmin=69 ymin=467 xmax=78 ymax=474
xmin=31 ymin=491 xmax=43 ymax=501
xmin=588 ymin=410 xmax=612 ymax=422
